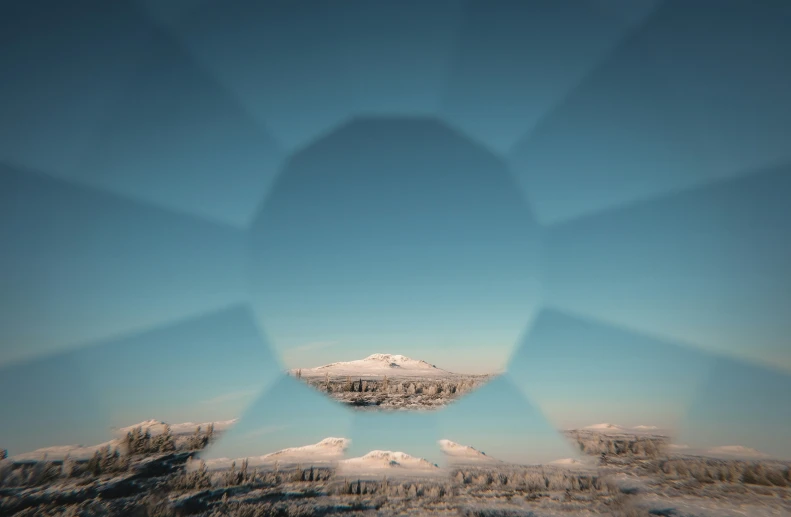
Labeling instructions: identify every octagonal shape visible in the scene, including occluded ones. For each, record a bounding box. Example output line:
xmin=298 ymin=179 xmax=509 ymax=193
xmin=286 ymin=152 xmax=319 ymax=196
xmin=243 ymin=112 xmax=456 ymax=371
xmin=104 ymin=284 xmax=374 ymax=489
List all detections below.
xmin=248 ymin=117 xmax=540 ymax=411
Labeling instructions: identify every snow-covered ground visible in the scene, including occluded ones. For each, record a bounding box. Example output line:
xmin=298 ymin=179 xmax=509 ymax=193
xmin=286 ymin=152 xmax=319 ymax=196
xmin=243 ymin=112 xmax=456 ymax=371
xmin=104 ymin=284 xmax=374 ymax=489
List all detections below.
xmin=291 ymin=353 xmax=454 ymax=378
xmin=638 ymin=491 xmax=791 ymax=517
xmin=6 ymin=421 xmax=791 ymax=517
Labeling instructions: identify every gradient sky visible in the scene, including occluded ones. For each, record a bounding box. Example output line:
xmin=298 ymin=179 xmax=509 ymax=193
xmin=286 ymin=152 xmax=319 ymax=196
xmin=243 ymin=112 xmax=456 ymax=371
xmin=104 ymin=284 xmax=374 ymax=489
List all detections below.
xmin=203 ymin=373 xmax=579 ymax=467
xmin=200 ymin=375 xmax=353 ymax=463
xmin=508 ymin=309 xmax=715 ymax=432
xmin=249 ymin=118 xmax=540 ymax=375
xmin=1 ymin=0 xmax=790 ymax=459
xmin=543 ymin=164 xmax=791 ymax=372
xmin=347 ymin=411 xmax=442 ymax=466
xmin=676 ymin=357 xmax=791 ymax=460
xmin=0 ymin=163 xmax=247 ymax=366
xmin=0 ymin=305 xmax=282 ymax=456
xmin=435 ymin=374 xmax=579 ymax=466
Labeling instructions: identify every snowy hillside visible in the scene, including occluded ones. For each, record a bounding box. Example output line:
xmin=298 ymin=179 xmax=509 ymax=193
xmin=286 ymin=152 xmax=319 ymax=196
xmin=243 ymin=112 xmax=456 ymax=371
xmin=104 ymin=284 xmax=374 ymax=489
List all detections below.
xmin=10 ymin=440 xmax=122 ymax=462
xmin=291 ymin=353 xmax=452 ymax=377
xmin=438 ymin=439 xmax=500 ymax=464
xmin=200 ymin=438 xmax=350 ymax=471
xmin=116 ymin=418 xmax=237 ymax=437
xmin=10 ymin=418 xmax=233 ymax=461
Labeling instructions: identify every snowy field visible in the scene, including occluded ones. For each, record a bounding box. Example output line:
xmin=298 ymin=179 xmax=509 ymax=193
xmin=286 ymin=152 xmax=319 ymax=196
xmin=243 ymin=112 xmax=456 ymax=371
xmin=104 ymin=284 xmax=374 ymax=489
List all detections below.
xmin=3 ymin=418 xmax=791 ymax=516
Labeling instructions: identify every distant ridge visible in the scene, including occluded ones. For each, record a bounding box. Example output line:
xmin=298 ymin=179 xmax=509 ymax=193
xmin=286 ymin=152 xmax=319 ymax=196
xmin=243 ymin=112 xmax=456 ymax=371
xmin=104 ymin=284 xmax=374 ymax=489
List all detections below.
xmin=199 ymin=437 xmax=350 ymax=471
xmin=116 ymin=418 xmax=237 ymax=437
xmin=438 ymin=439 xmax=500 ymax=464
xmin=339 ymin=450 xmax=440 ymax=474
xmin=290 ymin=353 xmax=453 ymax=377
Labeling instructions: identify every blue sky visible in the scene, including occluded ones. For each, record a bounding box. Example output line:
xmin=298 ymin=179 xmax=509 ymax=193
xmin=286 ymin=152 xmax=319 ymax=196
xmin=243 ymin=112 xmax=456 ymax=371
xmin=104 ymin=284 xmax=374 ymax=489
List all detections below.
xmin=1 ymin=1 xmax=790 ymax=460
xmin=542 ymin=164 xmax=791 ymax=372
xmin=249 ymin=118 xmax=541 ymax=375
xmin=677 ymin=357 xmax=791 ymax=460
xmin=508 ymin=309 xmax=715 ymax=432
xmin=203 ymin=373 xmax=579 ymax=466
xmin=435 ymin=374 xmax=579 ymax=465
xmin=200 ymin=375 xmax=353 ymax=462
xmin=0 ymin=163 xmax=247 ymax=366
xmin=347 ymin=411 xmax=441 ymax=465
xmin=0 ymin=305 xmax=282 ymax=456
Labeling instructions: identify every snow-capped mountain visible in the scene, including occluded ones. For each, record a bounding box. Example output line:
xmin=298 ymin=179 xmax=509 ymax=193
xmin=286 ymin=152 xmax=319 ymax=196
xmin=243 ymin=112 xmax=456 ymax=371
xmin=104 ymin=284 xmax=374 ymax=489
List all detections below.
xmin=199 ymin=437 xmax=349 ymax=471
xmin=291 ymin=353 xmax=451 ymax=377
xmin=338 ymin=450 xmax=440 ymax=474
xmin=266 ymin=437 xmax=350 ymax=460
xmin=438 ymin=439 xmax=499 ymax=464
xmin=577 ymin=423 xmax=667 ymax=436
xmin=583 ymin=423 xmax=625 ymax=432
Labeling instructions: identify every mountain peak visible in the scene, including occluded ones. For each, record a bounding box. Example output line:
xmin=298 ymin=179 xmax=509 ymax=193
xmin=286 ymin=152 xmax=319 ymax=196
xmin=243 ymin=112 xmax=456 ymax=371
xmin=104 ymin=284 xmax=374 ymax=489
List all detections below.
xmin=438 ymin=439 xmax=487 ymax=456
xmin=294 ymin=353 xmax=448 ymax=377
xmin=438 ymin=439 xmax=501 ymax=464
xmin=315 ymin=437 xmax=351 ymax=449
xmin=583 ymin=423 xmax=624 ymax=431
xmin=341 ymin=450 xmax=440 ymax=470
xmin=363 ymin=353 xmax=434 ymax=367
